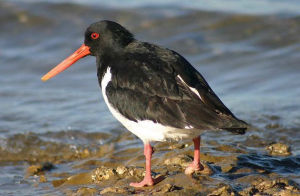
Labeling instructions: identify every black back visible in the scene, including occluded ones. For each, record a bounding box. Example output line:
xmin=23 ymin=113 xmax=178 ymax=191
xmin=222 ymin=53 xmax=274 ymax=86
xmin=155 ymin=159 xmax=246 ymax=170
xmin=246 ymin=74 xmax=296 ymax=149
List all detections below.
xmin=83 ymin=20 xmax=247 ymax=134
xmin=98 ymin=41 xmax=247 ymax=133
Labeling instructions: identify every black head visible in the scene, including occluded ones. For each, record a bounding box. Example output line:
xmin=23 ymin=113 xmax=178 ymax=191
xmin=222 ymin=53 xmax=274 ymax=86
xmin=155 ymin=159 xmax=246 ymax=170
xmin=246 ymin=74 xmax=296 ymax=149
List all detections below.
xmin=84 ymin=20 xmax=134 ymax=56
xmin=41 ymin=20 xmax=134 ymax=81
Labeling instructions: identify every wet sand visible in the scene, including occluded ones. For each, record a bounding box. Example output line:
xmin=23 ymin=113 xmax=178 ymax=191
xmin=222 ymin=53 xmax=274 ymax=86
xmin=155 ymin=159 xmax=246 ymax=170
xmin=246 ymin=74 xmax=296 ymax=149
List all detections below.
xmin=1 ymin=127 xmax=299 ymax=195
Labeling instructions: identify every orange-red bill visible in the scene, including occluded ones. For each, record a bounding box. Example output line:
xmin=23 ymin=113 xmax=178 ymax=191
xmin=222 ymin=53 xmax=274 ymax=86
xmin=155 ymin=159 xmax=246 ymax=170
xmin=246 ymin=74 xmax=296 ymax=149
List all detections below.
xmin=41 ymin=44 xmax=91 ymax=82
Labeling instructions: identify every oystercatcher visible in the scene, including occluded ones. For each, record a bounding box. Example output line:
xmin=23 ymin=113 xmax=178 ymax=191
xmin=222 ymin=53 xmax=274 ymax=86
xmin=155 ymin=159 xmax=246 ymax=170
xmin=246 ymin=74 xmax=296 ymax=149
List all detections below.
xmin=42 ymin=20 xmax=247 ymax=187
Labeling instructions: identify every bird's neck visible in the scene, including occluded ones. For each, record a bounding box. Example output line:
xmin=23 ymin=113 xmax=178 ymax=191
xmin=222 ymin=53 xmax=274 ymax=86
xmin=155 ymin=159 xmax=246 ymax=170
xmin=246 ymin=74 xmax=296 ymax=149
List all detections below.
xmin=95 ymin=43 xmax=130 ymax=87
xmin=96 ymin=50 xmax=121 ymax=87
xmin=96 ymin=56 xmax=109 ymax=87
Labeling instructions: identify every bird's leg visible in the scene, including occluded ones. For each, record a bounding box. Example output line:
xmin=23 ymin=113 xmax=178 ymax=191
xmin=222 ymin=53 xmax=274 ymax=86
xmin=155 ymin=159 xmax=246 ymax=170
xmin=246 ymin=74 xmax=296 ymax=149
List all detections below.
xmin=130 ymin=143 xmax=154 ymax=187
xmin=185 ymin=136 xmax=204 ymax=175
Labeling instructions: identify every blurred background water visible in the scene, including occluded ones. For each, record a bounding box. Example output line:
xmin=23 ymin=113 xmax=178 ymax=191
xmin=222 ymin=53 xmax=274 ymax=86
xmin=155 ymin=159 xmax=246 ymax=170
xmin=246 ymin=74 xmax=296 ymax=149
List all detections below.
xmin=0 ymin=0 xmax=300 ymax=195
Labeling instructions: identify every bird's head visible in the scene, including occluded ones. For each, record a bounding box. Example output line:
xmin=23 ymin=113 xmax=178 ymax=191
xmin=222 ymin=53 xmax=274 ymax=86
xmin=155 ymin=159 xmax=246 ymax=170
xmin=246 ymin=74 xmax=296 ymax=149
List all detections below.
xmin=85 ymin=20 xmax=134 ymax=56
xmin=41 ymin=20 xmax=134 ymax=81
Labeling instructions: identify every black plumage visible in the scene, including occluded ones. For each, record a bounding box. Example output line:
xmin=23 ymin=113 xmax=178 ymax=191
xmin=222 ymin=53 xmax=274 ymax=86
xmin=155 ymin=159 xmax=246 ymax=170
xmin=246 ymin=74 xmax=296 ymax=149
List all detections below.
xmin=42 ymin=20 xmax=248 ymax=187
xmin=84 ymin=21 xmax=247 ymax=135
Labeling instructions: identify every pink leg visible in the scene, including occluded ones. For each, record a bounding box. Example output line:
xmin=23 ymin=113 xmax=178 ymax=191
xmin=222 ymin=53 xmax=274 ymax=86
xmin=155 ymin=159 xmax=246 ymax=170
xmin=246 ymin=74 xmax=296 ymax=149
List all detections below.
xmin=185 ymin=136 xmax=203 ymax=175
xmin=130 ymin=143 xmax=154 ymax=187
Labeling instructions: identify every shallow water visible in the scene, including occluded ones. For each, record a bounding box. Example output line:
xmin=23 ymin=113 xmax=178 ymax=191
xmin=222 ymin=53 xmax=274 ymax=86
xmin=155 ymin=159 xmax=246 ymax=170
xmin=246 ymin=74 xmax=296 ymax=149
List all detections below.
xmin=0 ymin=0 xmax=300 ymax=195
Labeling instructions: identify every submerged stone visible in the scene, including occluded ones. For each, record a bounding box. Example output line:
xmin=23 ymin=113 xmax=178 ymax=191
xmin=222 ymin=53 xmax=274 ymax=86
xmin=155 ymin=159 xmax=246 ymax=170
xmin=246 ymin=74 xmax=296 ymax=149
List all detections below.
xmin=26 ymin=162 xmax=55 ymax=176
xmin=239 ymin=178 xmax=300 ymax=196
xmin=266 ymin=143 xmax=291 ymax=156
xmin=26 ymin=165 xmax=42 ymax=176
xmin=52 ymin=179 xmax=67 ymax=187
xmin=39 ymin=175 xmax=47 ymax=183
xmin=55 ymin=172 xmax=94 ymax=186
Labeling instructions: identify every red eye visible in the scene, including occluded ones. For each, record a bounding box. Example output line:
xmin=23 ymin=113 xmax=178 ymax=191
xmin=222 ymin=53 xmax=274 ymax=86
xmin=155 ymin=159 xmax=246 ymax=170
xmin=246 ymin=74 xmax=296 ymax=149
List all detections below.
xmin=91 ymin=32 xmax=99 ymax=39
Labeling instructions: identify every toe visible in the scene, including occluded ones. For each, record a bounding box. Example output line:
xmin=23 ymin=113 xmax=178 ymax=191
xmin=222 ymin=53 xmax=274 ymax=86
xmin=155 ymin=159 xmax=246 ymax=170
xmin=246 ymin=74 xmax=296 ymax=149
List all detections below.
xmin=130 ymin=182 xmax=145 ymax=187
xmin=185 ymin=162 xmax=203 ymax=175
xmin=130 ymin=179 xmax=154 ymax=187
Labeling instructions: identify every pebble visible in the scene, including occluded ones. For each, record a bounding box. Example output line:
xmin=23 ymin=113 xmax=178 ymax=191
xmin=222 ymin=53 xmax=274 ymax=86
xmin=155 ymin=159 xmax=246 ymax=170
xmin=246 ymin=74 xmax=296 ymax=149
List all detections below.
xmin=74 ymin=187 xmax=97 ymax=196
xmin=26 ymin=162 xmax=55 ymax=176
xmin=266 ymin=143 xmax=291 ymax=156
xmin=91 ymin=166 xmax=117 ymax=183
xmin=39 ymin=175 xmax=47 ymax=183
xmin=100 ymin=187 xmax=133 ymax=194
xmin=239 ymin=178 xmax=300 ymax=196
xmin=207 ymin=184 xmax=236 ymax=196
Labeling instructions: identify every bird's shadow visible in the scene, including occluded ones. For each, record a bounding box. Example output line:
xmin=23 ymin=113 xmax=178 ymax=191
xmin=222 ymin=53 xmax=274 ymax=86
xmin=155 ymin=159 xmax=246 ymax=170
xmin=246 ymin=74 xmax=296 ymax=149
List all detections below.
xmin=153 ymin=175 xmax=166 ymax=185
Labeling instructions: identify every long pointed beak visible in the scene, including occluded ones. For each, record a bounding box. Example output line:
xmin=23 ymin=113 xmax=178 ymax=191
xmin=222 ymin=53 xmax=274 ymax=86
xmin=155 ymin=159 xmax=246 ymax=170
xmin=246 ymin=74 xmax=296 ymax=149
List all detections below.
xmin=41 ymin=44 xmax=91 ymax=82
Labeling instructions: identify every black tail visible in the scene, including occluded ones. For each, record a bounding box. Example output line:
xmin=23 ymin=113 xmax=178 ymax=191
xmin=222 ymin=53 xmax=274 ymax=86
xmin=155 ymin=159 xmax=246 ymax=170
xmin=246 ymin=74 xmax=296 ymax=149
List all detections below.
xmin=222 ymin=119 xmax=248 ymax=134
xmin=223 ymin=127 xmax=247 ymax=134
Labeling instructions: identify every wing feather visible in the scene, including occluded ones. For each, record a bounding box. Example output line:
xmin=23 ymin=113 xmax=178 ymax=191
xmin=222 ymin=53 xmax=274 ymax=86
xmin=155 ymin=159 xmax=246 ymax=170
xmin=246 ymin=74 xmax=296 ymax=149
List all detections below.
xmin=105 ymin=42 xmax=247 ymax=131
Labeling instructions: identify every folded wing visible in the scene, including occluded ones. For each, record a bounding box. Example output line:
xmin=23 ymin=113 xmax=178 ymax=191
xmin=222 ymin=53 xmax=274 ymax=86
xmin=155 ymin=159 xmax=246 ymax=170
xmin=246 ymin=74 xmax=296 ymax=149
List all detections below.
xmin=105 ymin=43 xmax=247 ymax=133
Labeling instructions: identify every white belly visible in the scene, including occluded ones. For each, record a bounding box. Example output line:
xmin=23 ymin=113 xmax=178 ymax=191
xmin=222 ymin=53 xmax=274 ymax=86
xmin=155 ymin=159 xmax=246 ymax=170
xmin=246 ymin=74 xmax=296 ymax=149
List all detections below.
xmin=101 ymin=67 xmax=199 ymax=143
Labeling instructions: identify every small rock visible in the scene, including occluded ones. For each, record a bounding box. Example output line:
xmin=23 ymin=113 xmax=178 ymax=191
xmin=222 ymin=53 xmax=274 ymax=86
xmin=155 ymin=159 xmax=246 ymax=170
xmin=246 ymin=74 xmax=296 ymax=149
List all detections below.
xmin=63 ymin=172 xmax=93 ymax=185
xmin=215 ymin=144 xmax=246 ymax=153
xmin=217 ymin=156 xmax=238 ymax=174
xmin=236 ymin=175 xmax=267 ymax=186
xmin=221 ymin=163 xmax=235 ymax=173
xmin=208 ymin=184 xmax=236 ymax=196
xmin=153 ymin=184 xmax=181 ymax=194
xmin=239 ymin=178 xmax=300 ymax=196
xmin=27 ymin=165 xmax=42 ymax=176
xmin=91 ymin=166 xmax=116 ymax=183
xmin=233 ymin=167 xmax=253 ymax=174
xmin=26 ymin=162 xmax=55 ymax=176
xmin=96 ymin=143 xmax=114 ymax=157
xmin=164 ymin=154 xmax=193 ymax=168
xmin=39 ymin=175 xmax=47 ymax=183
xmin=100 ymin=187 xmax=133 ymax=194
xmin=160 ymin=184 xmax=174 ymax=193
xmin=52 ymin=179 xmax=67 ymax=187
xmin=80 ymin=148 xmax=91 ymax=158
xmin=273 ymin=189 xmax=300 ymax=196
xmin=239 ymin=186 xmax=258 ymax=196
xmin=94 ymin=165 xmax=144 ymax=180
xmin=74 ymin=187 xmax=97 ymax=196
xmin=116 ymin=166 xmax=128 ymax=175
xmin=201 ymin=153 xmax=237 ymax=164
xmin=266 ymin=143 xmax=291 ymax=156
xmin=266 ymin=123 xmax=281 ymax=129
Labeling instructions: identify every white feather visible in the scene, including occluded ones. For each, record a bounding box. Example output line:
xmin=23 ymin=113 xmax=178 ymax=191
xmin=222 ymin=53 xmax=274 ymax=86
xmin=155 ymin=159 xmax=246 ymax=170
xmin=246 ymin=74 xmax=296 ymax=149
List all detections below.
xmin=177 ymin=75 xmax=204 ymax=102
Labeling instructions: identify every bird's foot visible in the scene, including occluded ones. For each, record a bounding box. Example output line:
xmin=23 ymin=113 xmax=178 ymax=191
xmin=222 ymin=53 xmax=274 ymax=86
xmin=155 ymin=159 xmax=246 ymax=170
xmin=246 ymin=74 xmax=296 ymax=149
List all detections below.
xmin=130 ymin=175 xmax=165 ymax=188
xmin=185 ymin=161 xmax=204 ymax=175
xmin=130 ymin=176 xmax=154 ymax=187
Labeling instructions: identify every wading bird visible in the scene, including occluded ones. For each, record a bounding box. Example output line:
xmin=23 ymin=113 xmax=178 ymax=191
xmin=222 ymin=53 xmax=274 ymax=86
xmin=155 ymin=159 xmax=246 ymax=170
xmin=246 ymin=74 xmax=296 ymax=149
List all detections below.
xmin=42 ymin=20 xmax=247 ymax=187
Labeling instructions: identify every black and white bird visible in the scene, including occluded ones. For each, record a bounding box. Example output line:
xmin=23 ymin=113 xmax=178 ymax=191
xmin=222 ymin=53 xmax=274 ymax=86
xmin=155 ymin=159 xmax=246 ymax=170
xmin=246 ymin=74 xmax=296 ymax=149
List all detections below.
xmin=42 ymin=20 xmax=247 ymax=187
